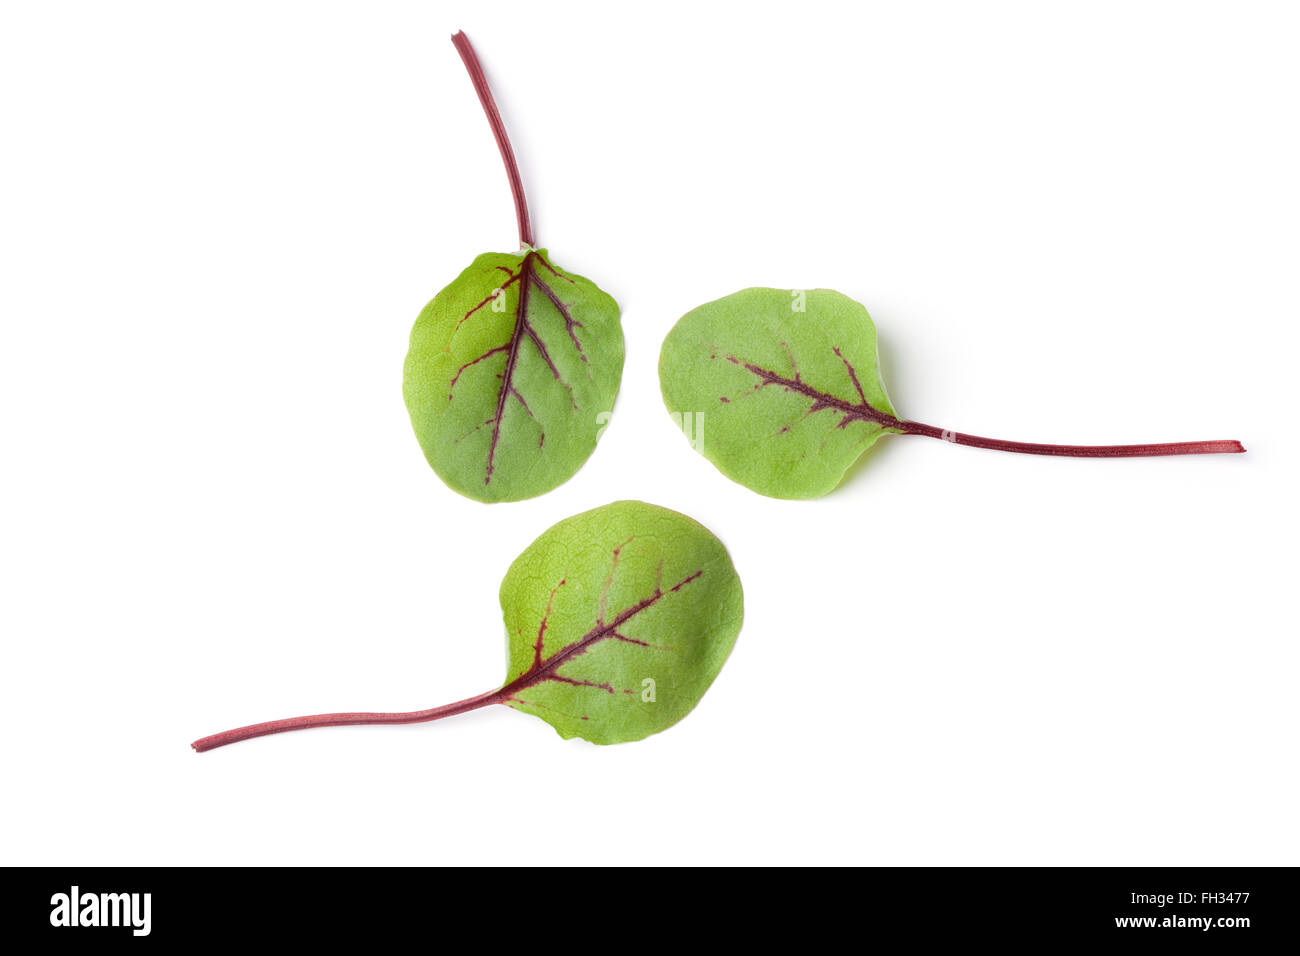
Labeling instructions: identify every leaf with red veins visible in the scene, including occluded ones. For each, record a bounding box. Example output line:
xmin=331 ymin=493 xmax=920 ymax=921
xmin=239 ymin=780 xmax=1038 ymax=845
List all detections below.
xmin=534 ymin=254 xmax=576 ymax=284
xmin=546 ymin=674 xmax=631 ymax=695
xmin=533 ymin=578 xmax=566 ymax=668
xmin=530 ymin=272 xmax=588 ymax=364
xmin=661 ymin=287 xmax=1244 ymax=500
xmin=448 ymin=344 xmax=510 ymax=399
xmin=404 ymin=248 xmax=623 ymax=502
xmin=402 ymin=37 xmax=622 ymax=501
xmin=597 ymin=535 xmax=636 ymax=625
xmin=455 ymin=269 xmax=521 ymax=334
xmin=519 ymin=312 xmax=578 ymax=407
xmin=733 ymin=354 xmax=899 ymax=429
xmin=498 ymin=501 xmax=745 ymax=744
xmin=189 ymin=501 xmax=745 ymax=752
xmin=612 ymin=631 xmax=675 ymax=653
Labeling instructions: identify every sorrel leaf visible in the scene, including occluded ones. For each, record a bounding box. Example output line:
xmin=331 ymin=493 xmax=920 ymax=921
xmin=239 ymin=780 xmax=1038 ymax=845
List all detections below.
xmin=659 ymin=287 xmax=1244 ymax=499
xmin=497 ymin=499 xmax=743 ymax=743
xmin=404 ymin=248 xmax=623 ymax=501
xmin=191 ymin=501 xmax=744 ymax=751
xmin=402 ymin=33 xmax=624 ymax=502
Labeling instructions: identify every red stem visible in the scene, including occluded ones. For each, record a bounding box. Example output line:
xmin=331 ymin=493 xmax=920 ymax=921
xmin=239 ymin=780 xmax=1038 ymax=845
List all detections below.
xmin=899 ymin=420 xmax=1245 ymax=457
xmin=190 ymin=687 xmax=505 ymax=753
xmin=451 ymin=31 xmax=534 ymax=249
xmin=733 ymin=360 xmax=1245 ymax=458
xmin=193 ymin=568 xmax=706 ymax=753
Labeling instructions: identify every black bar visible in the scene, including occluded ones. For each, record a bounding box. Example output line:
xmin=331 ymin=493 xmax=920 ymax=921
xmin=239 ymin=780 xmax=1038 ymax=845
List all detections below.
xmin=8 ymin=866 xmax=1297 ymax=946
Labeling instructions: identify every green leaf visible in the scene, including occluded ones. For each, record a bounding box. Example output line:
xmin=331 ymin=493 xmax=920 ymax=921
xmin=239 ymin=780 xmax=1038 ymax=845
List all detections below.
xmin=191 ymin=501 xmax=744 ymax=752
xmin=403 ymin=248 xmax=624 ymax=502
xmin=659 ymin=287 xmax=899 ymax=499
xmin=498 ymin=499 xmax=744 ymax=744
xmin=659 ymin=287 xmax=1244 ymax=499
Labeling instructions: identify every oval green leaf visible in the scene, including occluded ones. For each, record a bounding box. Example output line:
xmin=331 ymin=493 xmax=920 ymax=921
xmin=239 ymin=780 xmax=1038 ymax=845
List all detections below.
xmin=498 ymin=500 xmax=744 ymax=744
xmin=659 ymin=287 xmax=899 ymax=499
xmin=660 ymin=287 xmax=1243 ymax=499
xmin=404 ymin=248 xmax=624 ymax=502
xmin=192 ymin=500 xmax=743 ymax=752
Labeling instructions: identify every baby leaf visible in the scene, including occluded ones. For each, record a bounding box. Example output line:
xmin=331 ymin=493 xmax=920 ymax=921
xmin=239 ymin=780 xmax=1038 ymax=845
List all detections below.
xmin=404 ymin=247 xmax=623 ymax=502
xmin=191 ymin=501 xmax=744 ymax=751
xmin=402 ymin=33 xmax=624 ymax=502
xmin=659 ymin=287 xmax=1245 ymax=499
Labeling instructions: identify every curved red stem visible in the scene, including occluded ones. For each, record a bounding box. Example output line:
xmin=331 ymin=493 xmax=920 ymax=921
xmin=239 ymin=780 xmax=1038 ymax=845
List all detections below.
xmin=190 ymin=688 xmax=505 ymax=753
xmin=451 ymin=31 xmax=534 ymax=249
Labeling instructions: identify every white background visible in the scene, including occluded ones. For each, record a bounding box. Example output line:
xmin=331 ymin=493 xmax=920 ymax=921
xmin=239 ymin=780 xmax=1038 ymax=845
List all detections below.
xmin=2 ymin=1 xmax=1296 ymax=866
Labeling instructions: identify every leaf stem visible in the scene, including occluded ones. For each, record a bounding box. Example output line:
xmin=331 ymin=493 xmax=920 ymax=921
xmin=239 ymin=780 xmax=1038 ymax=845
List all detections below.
xmin=451 ymin=31 xmax=534 ymax=249
xmin=732 ymin=358 xmax=1245 ymax=458
xmin=190 ymin=687 xmax=506 ymax=753
xmin=899 ymin=420 xmax=1245 ymax=457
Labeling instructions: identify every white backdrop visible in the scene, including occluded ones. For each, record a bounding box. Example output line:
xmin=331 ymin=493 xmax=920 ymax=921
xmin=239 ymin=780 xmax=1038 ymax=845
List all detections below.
xmin=1 ymin=1 xmax=1295 ymax=865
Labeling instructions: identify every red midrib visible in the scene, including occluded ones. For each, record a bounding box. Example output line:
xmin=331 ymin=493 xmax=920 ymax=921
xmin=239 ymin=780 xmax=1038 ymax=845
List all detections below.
xmin=501 ymin=572 xmax=699 ymax=699
xmin=485 ymin=254 xmax=535 ymax=482
xmin=190 ymin=570 xmax=704 ymax=752
xmin=729 ymin=353 xmax=1244 ymax=458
